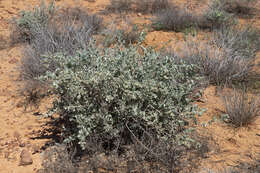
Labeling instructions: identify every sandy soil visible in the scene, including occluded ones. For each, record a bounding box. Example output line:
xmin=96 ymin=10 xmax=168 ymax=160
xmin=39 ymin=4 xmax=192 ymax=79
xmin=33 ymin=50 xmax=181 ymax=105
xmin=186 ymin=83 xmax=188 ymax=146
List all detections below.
xmin=0 ymin=0 xmax=259 ymax=172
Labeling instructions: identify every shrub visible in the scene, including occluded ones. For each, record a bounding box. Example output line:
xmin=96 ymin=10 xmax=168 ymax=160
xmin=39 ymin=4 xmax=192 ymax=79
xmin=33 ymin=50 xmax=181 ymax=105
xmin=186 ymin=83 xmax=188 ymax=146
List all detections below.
xmin=213 ymin=25 xmax=260 ymax=60
xmin=38 ymin=145 xmax=77 ymax=173
xmin=18 ymin=80 xmax=49 ymax=110
xmin=39 ymin=136 xmax=208 ymax=173
xmin=10 ymin=0 xmax=56 ymax=43
xmin=107 ymin=0 xmax=170 ymax=14
xmin=106 ymin=0 xmax=132 ymax=13
xmin=103 ymin=21 xmax=144 ymax=47
xmin=223 ymin=0 xmax=258 ymax=16
xmin=152 ymin=7 xmax=196 ymax=32
xmin=41 ymin=41 xmax=203 ymax=152
xmin=201 ymin=0 xmax=235 ymax=29
xmin=12 ymin=1 xmax=102 ymax=108
xmin=15 ymin=2 xmax=102 ymax=80
xmin=0 ymin=35 xmax=8 ymax=50
xmin=177 ymin=40 xmax=254 ymax=86
xmin=177 ymin=24 xmax=259 ymax=86
xmin=136 ymin=0 xmax=170 ymax=14
xmin=222 ymin=88 xmax=260 ymax=127
xmin=150 ymin=0 xmax=170 ymax=13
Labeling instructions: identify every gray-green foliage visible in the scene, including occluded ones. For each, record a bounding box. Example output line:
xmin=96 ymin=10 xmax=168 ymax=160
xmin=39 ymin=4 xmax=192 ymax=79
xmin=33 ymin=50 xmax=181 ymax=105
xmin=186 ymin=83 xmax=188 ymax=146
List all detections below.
xmin=204 ymin=0 xmax=234 ymax=28
xmin=42 ymin=41 xmax=203 ymax=150
xmin=12 ymin=0 xmax=56 ymax=41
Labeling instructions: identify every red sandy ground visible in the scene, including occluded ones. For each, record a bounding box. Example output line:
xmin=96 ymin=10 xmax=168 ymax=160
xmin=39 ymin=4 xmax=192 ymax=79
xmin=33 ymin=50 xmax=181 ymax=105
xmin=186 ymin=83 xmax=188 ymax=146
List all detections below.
xmin=0 ymin=0 xmax=259 ymax=172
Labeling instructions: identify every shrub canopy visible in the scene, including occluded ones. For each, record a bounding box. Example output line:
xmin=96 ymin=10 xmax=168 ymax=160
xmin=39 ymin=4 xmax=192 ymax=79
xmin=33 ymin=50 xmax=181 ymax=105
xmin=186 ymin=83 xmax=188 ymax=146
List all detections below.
xmin=42 ymin=42 xmax=203 ymax=150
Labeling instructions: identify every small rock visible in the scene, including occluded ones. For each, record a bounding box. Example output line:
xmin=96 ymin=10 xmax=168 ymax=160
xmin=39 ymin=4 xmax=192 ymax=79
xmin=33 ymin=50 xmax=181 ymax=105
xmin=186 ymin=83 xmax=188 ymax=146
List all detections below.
xmin=13 ymin=131 xmax=21 ymax=141
xmin=19 ymin=142 xmax=26 ymax=147
xmin=32 ymin=145 xmax=40 ymax=154
xmin=8 ymin=58 xmax=18 ymax=64
xmin=20 ymin=149 xmax=33 ymax=166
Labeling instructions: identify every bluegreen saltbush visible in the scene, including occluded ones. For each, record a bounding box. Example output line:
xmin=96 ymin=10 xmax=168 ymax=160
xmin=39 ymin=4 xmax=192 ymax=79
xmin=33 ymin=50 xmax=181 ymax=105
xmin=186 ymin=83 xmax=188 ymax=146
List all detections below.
xmin=42 ymin=41 xmax=204 ymax=150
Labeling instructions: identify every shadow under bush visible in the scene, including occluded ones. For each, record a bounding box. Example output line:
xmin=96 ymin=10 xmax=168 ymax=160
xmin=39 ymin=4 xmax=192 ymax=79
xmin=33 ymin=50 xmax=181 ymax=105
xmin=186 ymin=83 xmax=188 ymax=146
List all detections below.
xmin=39 ymin=41 xmax=206 ymax=172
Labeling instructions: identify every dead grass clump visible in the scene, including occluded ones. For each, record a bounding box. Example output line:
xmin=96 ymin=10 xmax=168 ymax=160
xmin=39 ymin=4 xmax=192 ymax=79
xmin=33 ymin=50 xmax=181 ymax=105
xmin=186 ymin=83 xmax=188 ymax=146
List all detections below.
xmin=136 ymin=0 xmax=170 ymax=14
xmin=14 ymin=3 xmax=102 ymax=81
xmin=18 ymin=80 xmax=49 ymax=110
xmin=213 ymin=25 xmax=260 ymax=60
xmin=106 ymin=0 xmax=133 ymax=13
xmin=107 ymin=0 xmax=170 ymax=14
xmin=39 ymin=131 xmax=208 ymax=173
xmin=223 ymin=0 xmax=258 ymax=16
xmin=38 ymin=145 xmax=77 ymax=173
xmin=152 ymin=7 xmax=196 ymax=32
xmin=222 ymin=88 xmax=260 ymax=127
xmin=201 ymin=0 xmax=235 ymax=29
xmin=150 ymin=0 xmax=170 ymax=13
xmin=177 ymin=24 xmax=259 ymax=86
xmin=0 ymin=35 xmax=8 ymax=50
xmin=12 ymin=2 xmax=102 ymax=107
xmin=178 ymin=40 xmax=254 ymax=86
xmin=103 ymin=20 xmax=141 ymax=47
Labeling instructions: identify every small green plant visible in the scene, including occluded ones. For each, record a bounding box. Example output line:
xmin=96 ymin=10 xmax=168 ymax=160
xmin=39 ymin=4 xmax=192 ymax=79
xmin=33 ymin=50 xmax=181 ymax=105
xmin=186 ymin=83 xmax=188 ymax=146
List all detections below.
xmin=222 ymin=88 xmax=260 ymax=127
xmin=184 ymin=26 xmax=197 ymax=40
xmin=10 ymin=0 xmax=56 ymax=43
xmin=203 ymin=0 xmax=235 ymax=29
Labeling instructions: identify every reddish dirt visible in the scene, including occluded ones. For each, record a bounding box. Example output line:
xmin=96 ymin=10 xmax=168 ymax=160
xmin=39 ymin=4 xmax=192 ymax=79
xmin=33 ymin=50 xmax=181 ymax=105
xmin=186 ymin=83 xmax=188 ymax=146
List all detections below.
xmin=0 ymin=0 xmax=259 ymax=172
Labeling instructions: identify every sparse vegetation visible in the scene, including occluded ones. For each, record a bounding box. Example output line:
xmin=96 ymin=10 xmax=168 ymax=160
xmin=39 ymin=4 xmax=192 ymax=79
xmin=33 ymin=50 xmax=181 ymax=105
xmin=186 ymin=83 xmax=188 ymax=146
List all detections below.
xmin=11 ymin=1 xmax=102 ymax=107
xmin=39 ymin=40 xmax=206 ymax=172
xmin=12 ymin=2 xmax=102 ymax=80
xmin=10 ymin=1 xmax=56 ymax=44
xmin=219 ymin=0 xmax=258 ymax=16
xmin=152 ymin=7 xmax=196 ymax=32
xmin=213 ymin=25 xmax=260 ymax=60
xmin=0 ymin=35 xmax=8 ymax=50
xmin=38 ymin=145 xmax=77 ymax=173
xmin=42 ymin=41 xmax=203 ymax=149
xmin=4 ymin=0 xmax=260 ymax=172
xmin=103 ymin=21 xmax=144 ymax=47
xmin=152 ymin=0 xmax=236 ymax=32
xmin=222 ymin=88 xmax=260 ymax=127
xmin=202 ymin=0 xmax=235 ymax=29
xmin=177 ymin=24 xmax=259 ymax=86
xmin=107 ymin=0 xmax=170 ymax=14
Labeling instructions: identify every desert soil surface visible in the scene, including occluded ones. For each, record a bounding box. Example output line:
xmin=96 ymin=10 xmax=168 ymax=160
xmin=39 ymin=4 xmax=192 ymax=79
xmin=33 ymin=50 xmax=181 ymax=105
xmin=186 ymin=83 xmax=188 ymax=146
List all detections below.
xmin=0 ymin=0 xmax=259 ymax=173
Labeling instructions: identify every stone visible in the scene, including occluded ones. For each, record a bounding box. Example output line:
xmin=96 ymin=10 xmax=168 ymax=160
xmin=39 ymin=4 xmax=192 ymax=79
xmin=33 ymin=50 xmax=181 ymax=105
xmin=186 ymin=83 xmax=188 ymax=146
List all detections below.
xmin=19 ymin=142 xmax=25 ymax=147
xmin=19 ymin=149 xmax=33 ymax=166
